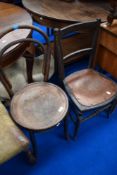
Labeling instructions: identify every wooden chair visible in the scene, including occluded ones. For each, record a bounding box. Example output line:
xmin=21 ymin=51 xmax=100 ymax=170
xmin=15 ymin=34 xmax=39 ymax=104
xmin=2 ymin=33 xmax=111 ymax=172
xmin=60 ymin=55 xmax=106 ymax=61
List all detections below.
xmin=0 ymin=25 xmax=54 ymax=98
xmin=0 ymin=25 xmax=69 ymax=163
xmin=0 ymin=101 xmax=29 ymax=164
xmin=54 ymin=20 xmax=117 ymax=139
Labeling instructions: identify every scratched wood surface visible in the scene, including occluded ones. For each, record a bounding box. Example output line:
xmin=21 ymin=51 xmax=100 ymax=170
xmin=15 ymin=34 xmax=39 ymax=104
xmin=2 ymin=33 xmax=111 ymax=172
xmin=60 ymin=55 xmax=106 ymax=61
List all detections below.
xmin=11 ymin=82 xmax=68 ymax=130
xmin=23 ymin=0 xmax=109 ymax=23
xmin=0 ymin=2 xmax=32 ymax=50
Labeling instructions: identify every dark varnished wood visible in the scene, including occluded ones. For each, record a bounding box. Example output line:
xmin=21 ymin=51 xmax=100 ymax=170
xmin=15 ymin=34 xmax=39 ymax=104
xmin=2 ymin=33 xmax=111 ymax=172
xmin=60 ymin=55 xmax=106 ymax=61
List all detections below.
xmin=10 ymin=82 xmax=69 ymax=162
xmin=54 ymin=20 xmax=100 ymax=79
xmin=54 ymin=21 xmax=117 ymax=139
xmin=64 ymin=69 xmax=117 ymax=111
xmin=50 ymin=30 xmax=93 ymax=65
xmin=22 ymin=0 xmax=109 ymax=65
xmin=0 ymin=2 xmax=32 ymax=31
xmin=11 ymin=82 xmax=68 ymax=130
xmin=0 ymin=2 xmax=32 ymax=67
xmin=22 ymin=0 xmax=109 ymax=25
xmin=0 ymin=25 xmax=51 ymax=97
xmin=95 ymin=21 xmax=117 ymax=78
xmin=0 ymin=28 xmax=69 ymax=161
xmin=0 ymin=2 xmax=32 ymax=47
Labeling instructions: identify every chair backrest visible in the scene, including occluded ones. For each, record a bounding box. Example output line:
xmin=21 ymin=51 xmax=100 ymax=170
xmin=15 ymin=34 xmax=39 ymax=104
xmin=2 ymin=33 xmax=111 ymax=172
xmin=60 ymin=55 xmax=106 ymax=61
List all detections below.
xmin=54 ymin=20 xmax=101 ymax=81
xmin=0 ymin=25 xmax=51 ymax=82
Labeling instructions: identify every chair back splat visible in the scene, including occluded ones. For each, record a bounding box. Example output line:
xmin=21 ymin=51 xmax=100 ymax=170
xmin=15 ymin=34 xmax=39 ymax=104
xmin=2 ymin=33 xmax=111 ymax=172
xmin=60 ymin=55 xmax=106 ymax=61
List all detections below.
xmin=54 ymin=20 xmax=101 ymax=82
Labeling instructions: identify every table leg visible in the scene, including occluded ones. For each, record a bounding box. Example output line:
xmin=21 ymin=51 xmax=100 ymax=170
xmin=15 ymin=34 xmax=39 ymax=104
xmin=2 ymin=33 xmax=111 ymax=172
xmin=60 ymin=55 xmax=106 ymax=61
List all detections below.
xmin=27 ymin=131 xmax=37 ymax=164
xmin=73 ymin=117 xmax=80 ymax=140
xmin=25 ymin=56 xmax=34 ymax=83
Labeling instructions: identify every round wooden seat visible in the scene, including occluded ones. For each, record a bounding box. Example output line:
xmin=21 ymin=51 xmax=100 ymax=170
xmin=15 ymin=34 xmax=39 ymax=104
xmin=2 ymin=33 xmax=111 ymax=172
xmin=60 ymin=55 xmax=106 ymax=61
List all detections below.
xmin=11 ymin=82 xmax=68 ymax=130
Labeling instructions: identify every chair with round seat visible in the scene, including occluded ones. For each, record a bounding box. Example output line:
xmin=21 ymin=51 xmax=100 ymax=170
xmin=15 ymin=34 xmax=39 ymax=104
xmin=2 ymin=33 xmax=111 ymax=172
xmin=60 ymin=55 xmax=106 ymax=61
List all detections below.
xmin=0 ymin=25 xmax=69 ymax=163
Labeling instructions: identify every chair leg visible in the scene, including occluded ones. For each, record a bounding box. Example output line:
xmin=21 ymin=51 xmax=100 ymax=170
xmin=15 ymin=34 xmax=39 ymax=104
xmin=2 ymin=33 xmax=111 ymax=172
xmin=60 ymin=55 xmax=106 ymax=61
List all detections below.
xmin=47 ymin=27 xmax=53 ymax=36
xmin=74 ymin=117 xmax=80 ymax=140
xmin=106 ymin=108 xmax=111 ymax=119
xmin=69 ymin=101 xmax=82 ymax=140
xmin=47 ymin=27 xmax=50 ymax=36
xmin=27 ymin=131 xmax=37 ymax=164
xmin=106 ymin=101 xmax=117 ymax=118
xmin=64 ymin=114 xmax=70 ymax=140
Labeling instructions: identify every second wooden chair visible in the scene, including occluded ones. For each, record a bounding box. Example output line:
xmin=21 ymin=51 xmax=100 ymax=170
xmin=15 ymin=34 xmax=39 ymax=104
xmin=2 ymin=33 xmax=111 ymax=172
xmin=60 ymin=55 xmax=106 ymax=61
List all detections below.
xmin=54 ymin=20 xmax=117 ymax=139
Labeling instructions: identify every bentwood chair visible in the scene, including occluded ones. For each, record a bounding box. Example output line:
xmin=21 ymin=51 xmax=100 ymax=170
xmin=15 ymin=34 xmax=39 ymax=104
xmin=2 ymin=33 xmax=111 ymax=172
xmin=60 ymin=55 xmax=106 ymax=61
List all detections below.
xmin=0 ymin=25 xmax=54 ymax=99
xmin=0 ymin=25 xmax=69 ymax=163
xmin=0 ymin=101 xmax=29 ymax=164
xmin=54 ymin=20 xmax=117 ymax=139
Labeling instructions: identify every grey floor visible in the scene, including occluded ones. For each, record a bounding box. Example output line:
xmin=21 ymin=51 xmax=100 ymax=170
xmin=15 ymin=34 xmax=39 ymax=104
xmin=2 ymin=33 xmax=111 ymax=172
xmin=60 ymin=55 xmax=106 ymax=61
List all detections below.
xmin=0 ymin=55 xmax=54 ymax=98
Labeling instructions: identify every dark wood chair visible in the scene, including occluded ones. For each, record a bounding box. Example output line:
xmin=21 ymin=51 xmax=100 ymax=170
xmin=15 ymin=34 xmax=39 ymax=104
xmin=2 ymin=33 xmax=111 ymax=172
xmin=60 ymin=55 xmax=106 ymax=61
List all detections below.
xmin=0 ymin=25 xmax=69 ymax=163
xmin=54 ymin=20 xmax=117 ymax=139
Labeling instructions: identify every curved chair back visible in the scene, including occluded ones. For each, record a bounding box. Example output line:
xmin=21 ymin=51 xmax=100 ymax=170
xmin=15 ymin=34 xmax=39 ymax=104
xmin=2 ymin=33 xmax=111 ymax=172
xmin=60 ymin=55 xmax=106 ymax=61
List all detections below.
xmin=0 ymin=25 xmax=51 ymax=97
